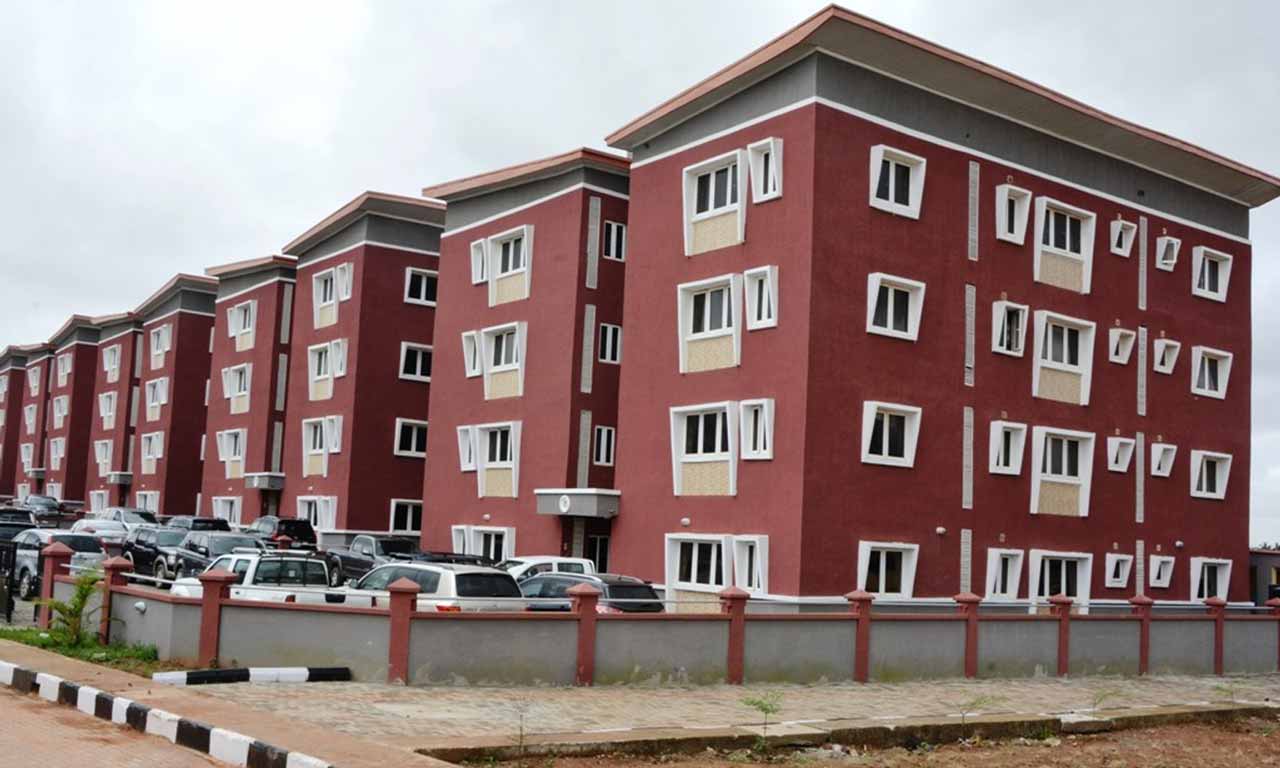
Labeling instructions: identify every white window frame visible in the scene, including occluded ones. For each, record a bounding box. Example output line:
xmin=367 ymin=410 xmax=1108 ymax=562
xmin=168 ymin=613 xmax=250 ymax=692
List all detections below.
xmin=602 ymin=220 xmax=627 ymax=261
xmin=452 ymin=525 xmax=516 ymax=560
xmin=681 ymin=149 xmax=747 ymax=256
xmin=23 ymin=404 xmax=35 ymax=434
xmin=664 ymin=533 xmax=732 ymax=593
xmin=149 ymin=325 xmax=172 ymax=367
xmin=989 ymin=420 xmax=1027 ymax=475
xmin=1104 ymin=553 xmax=1134 ymax=588
xmin=866 ymin=273 xmax=926 ymax=342
xmin=1032 ymin=310 xmax=1096 ymax=405
xmin=1153 ymin=339 xmax=1181 ymax=375
xmin=995 ymin=183 xmax=1031 ymax=245
xmin=857 ymin=540 xmax=920 ymax=598
xmin=592 ymin=425 xmax=616 ymax=467
xmin=469 ymin=239 xmax=488 ymax=284
xmin=227 ymin=300 xmax=256 ymax=343
xmin=140 ymin=431 xmax=164 ymax=461
xmin=1190 ymin=345 xmax=1232 ymax=399
xmin=991 ymin=300 xmax=1028 ymax=357
xmin=860 ymin=401 xmax=922 ymax=468
xmin=456 ymin=426 xmax=478 ymax=472
xmin=389 ymin=499 xmax=423 ymax=534
xmin=403 ymin=267 xmax=438 ymax=307
xmin=1190 ymin=245 xmax=1232 ymax=302
xmin=739 ymin=398 xmax=774 ymax=461
xmin=1108 ymin=328 xmax=1136 ymax=365
xmin=744 ymin=265 xmax=778 ymax=331
xmin=55 ymin=353 xmax=72 ymax=387
xmin=399 ymin=342 xmax=433 ymax=383
xmin=474 ymin=421 xmax=523 ymax=499
xmin=301 ymin=418 xmax=328 ymax=476
xmin=297 ymin=496 xmax=337 ymax=531
xmin=1110 ymin=219 xmax=1137 ymax=258
xmin=1155 ymin=235 xmax=1181 ymax=272
xmin=307 ymin=340 xmax=347 ymax=388
xmin=868 ymin=144 xmax=926 ymax=220
xmin=393 ymin=418 xmax=429 ymax=459
xmin=27 ymin=366 xmax=40 ymax=396
xmin=482 ymin=322 xmax=522 ymax=373
xmin=461 ymin=331 xmax=482 ymax=378
xmin=733 ymin=534 xmax=769 ymax=595
xmin=222 ymin=363 xmax=252 ymax=399
xmin=1033 ymin=196 xmax=1097 ymax=293
xmin=688 ymin=151 xmax=742 ymax=221
xmin=135 ymin=491 xmax=159 ymax=512
xmin=51 ymin=395 xmax=68 ymax=429
xmin=985 ymin=548 xmax=1024 ymax=601
xmin=93 ymin=440 xmax=112 ymax=476
xmin=489 ymin=225 xmax=531 ymax=279
xmin=1107 ymin=436 xmax=1136 ymax=473
xmin=19 ymin=443 xmax=33 ymax=472
xmin=669 ymin=402 xmax=738 ymax=496
xmin=1189 ymin=449 xmax=1231 ymax=500
xmin=676 ymin=273 xmax=743 ymax=373
xmin=1190 ymin=557 xmax=1231 ymax=601
xmin=1151 ymin=442 xmax=1177 ymax=477
xmin=747 ymin=137 xmax=783 ymax=204
xmin=1149 ymin=555 xmax=1175 ymax=589
xmin=312 ymin=268 xmax=337 ymax=325
xmin=211 ymin=496 xmax=243 ymax=526
xmin=598 ymin=323 xmax=622 ymax=364
xmin=88 ymin=490 xmax=108 ymax=512
xmin=144 ymin=377 xmax=170 ymax=408
xmin=48 ymin=437 xmax=65 ymax=470
xmin=1028 ymin=549 xmax=1094 ymax=606
xmin=1029 ymin=426 xmax=1095 ymax=518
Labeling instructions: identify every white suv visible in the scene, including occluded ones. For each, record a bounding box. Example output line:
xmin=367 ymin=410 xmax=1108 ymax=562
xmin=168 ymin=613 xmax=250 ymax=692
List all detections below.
xmin=169 ymin=549 xmax=331 ymax=601
xmin=498 ymin=556 xmax=596 ymax=582
xmin=311 ymin=562 xmax=526 ymax=612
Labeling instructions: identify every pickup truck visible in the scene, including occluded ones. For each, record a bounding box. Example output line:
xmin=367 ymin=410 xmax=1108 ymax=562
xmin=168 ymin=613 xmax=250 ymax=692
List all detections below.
xmin=169 ymin=549 xmax=333 ymax=601
xmin=327 ymin=534 xmax=492 ymax=582
xmin=0 ymin=509 xmax=38 ymax=542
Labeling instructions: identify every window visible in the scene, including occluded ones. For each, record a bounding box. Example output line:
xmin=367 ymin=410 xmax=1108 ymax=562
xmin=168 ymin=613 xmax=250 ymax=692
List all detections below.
xmin=141 ymin=431 xmax=164 ymax=461
xmin=1042 ymin=206 xmax=1085 ymax=256
xmin=1108 ymin=328 xmax=1136 ymax=365
xmin=1033 ymin=197 xmax=1097 ymax=293
xmin=1155 ymin=235 xmax=1181 ymax=272
xmin=869 ymin=145 xmax=926 ymax=219
xmin=55 ymin=353 xmax=72 ymax=386
xmin=1030 ymin=427 xmax=1095 ymax=517
xmin=494 ymin=232 xmax=526 ymax=276
xmin=475 ymin=528 xmax=509 ymax=561
xmin=598 ymin=324 xmax=622 ymax=364
xmin=227 ymin=300 xmax=256 ymax=344
xmin=456 ymin=426 xmax=477 ymax=471
xmin=1190 ymin=346 xmax=1232 ymax=399
xmin=144 ymin=377 xmax=169 ymax=409
xmin=1040 ymin=433 xmax=1082 ymax=483
xmin=669 ymin=402 xmax=737 ymax=495
xmin=992 ymin=300 xmax=1028 ymax=356
xmin=88 ymin=490 xmax=107 ymax=511
xmin=747 ymin=137 xmax=782 ymax=203
xmin=989 ymin=420 xmax=1027 ymax=475
xmin=1041 ymin=320 xmax=1081 ymax=369
xmin=683 ymin=409 xmax=729 ymax=459
xmin=0 ymin=377 xmax=7 ymax=402
xmin=399 ymin=343 xmax=433 ymax=382
xmin=404 ymin=268 xmax=438 ymax=306
xmin=858 ymin=541 xmax=919 ymax=597
xmin=48 ymin=438 xmax=65 ymax=470
xmin=487 ymin=326 xmax=519 ymax=370
xmin=669 ymin=536 xmax=727 ymax=590
xmin=23 ymin=404 xmax=35 ymax=434
xmin=677 ymin=274 xmax=742 ymax=373
xmin=739 ymin=399 xmax=774 ymax=461
xmin=693 ymin=160 xmax=739 ymax=217
xmin=94 ymin=440 xmax=111 ymax=476
xmin=1037 ymin=556 xmax=1081 ymax=599
xmin=1190 ymin=450 xmax=1231 ymax=500
xmin=1149 ymin=555 xmax=1175 ymax=588
xmin=1191 ymin=246 xmax=1232 ymax=302
xmin=1192 ymin=558 xmax=1231 ymax=601
xmin=1107 ymin=437 xmax=1136 ymax=473
xmin=603 ymin=221 xmax=627 ymax=261
xmin=1153 ymin=339 xmax=1180 ymax=374
xmin=744 ymin=265 xmax=778 ymax=330
xmin=593 ymin=426 xmax=616 ymax=466
xmin=394 ymin=419 xmax=428 ymax=458
xmin=216 ymin=428 xmax=245 ymax=462
xmin=390 ymin=500 xmax=423 ymax=534
xmin=135 ymin=491 xmax=159 ymax=512
xmin=51 ymin=396 xmax=68 ymax=429
xmin=212 ymin=497 xmax=242 ymax=525
xmin=985 ymin=549 xmax=1024 ymax=600
xmin=307 ymin=339 xmax=347 ymax=395
xmin=485 ymin=425 xmax=513 ymax=466
xmin=27 ymin=367 xmax=39 ymax=396
xmin=461 ymin=331 xmax=481 ymax=378
xmin=1032 ymin=311 xmax=1096 ymax=405
xmin=297 ymin=496 xmax=337 ymax=530
xmin=149 ymin=325 xmax=172 ymax=367
xmin=1110 ymin=219 xmax=1137 ymax=257
xmin=689 ymin=284 xmax=733 ymax=337
xmin=221 ymin=363 xmax=251 ymax=399
xmin=98 ymin=391 xmax=116 ymax=429
xmin=866 ymin=273 xmax=926 ymax=341
xmin=860 ymin=401 xmax=922 ymax=468
xmin=1104 ymin=554 xmax=1134 ymax=588
xmin=1151 ymin=443 xmax=1177 ymax=477
xmin=994 ymin=184 xmax=1032 ymax=245
xmin=312 ymin=269 xmax=337 ymax=325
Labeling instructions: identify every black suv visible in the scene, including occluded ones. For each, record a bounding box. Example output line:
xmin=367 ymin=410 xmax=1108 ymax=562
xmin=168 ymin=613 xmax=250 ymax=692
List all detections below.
xmin=165 ymin=516 xmax=232 ymax=533
xmin=247 ymin=516 xmax=317 ymax=547
xmin=170 ymin=532 xmax=263 ymax=578
xmin=122 ymin=526 xmax=188 ymax=580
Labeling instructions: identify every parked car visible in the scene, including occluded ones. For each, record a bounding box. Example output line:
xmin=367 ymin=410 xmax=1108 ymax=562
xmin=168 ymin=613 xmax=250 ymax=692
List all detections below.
xmin=0 ymin=509 xmax=38 ymax=541
xmin=498 ymin=556 xmax=597 ymax=581
xmin=520 ymin=572 xmax=664 ymax=613
xmin=244 ymin=516 xmax=318 ymax=547
xmin=165 ymin=516 xmax=232 ymax=532
xmin=327 ymin=534 xmax=495 ymax=583
xmin=168 ymin=532 xmax=263 ymax=578
xmin=70 ymin=518 xmax=129 ymax=547
xmin=121 ymin=526 xmax=188 ymax=580
xmin=10 ymin=529 xmax=106 ymax=599
xmin=96 ymin=507 xmax=158 ymax=531
xmin=169 ymin=549 xmax=333 ymax=600
xmin=320 ymin=562 xmax=526 ymax=612
xmin=18 ymin=495 xmax=62 ymax=516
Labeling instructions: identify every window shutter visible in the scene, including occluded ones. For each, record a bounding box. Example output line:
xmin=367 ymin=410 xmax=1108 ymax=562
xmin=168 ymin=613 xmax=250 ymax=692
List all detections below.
xmin=502 ymin=527 xmax=517 ymax=560
xmin=331 ymin=340 xmax=348 ymax=377
xmin=221 ymin=368 xmax=232 ymax=398
xmin=154 ymin=433 xmax=164 ymax=459
xmin=325 ymin=415 xmax=342 ymax=453
xmin=509 ymin=421 xmax=523 ymax=497
xmin=469 ymin=240 xmax=487 ymax=284
xmin=216 ymin=432 xmax=228 ymax=461
xmin=336 ymin=263 xmax=353 ymax=300
xmin=243 ymin=363 xmax=252 ymax=394
xmin=159 ymin=378 xmax=169 ymax=404
xmin=457 ymin=426 xmax=477 ymax=471
xmin=226 ymin=307 xmax=236 ymax=337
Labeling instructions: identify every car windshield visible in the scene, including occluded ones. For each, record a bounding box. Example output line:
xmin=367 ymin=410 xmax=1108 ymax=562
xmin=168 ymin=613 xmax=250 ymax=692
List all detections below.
xmin=155 ymin=530 xmax=187 ymax=546
xmin=90 ymin=520 xmax=126 ymax=530
xmin=120 ymin=511 xmax=156 ymax=524
xmin=0 ymin=511 xmax=31 ymax=522
xmin=27 ymin=496 xmax=58 ymax=509
xmin=496 ymin=559 xmax=525 ymax=571
xmin=380 ymin=539 xmax=419 ymax=555
xmin=254 ymin=559 xmax=328 ymax=586
xmin=455 ymin=573 xmax=522 ymax=598
xmin=275 ymin=521 xmax=316 ymax=541
xmin=605 ymin=584 xmax=660 ymax=601
xmin=191 ymin=519 xmax=231 ymax=531
xmin=209 ymin=536 xmax=259 ymax=555
xmin=52 ymin=535 xmax=104 ymax=553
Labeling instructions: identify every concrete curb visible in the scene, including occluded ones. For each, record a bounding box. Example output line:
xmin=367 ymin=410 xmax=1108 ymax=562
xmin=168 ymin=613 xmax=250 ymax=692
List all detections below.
xmin=416 ymin=702 xmax=1280 ymax=762
xmin=0 ymin=657 xmax=337 ymax=767
xmin=153 ymin=666 xmax=352 ymax=686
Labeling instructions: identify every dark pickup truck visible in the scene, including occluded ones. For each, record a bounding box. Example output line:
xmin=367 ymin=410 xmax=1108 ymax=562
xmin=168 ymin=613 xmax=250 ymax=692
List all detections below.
xmin=0 ymin=509 xmax=37 ymax=542
xmin=328 ymin=534 xmax=492 ymax=583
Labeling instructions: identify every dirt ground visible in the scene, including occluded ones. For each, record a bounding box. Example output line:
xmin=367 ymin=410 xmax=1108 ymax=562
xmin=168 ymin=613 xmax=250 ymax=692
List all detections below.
xmin=511 ymin=717 xmax=1280 ymax=768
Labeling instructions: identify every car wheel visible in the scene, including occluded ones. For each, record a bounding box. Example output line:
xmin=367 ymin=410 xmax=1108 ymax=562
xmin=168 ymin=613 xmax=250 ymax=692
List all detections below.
xmin=153 ymin=562 xmax=167 ymax=582
xmin=18 ymin=570 xmax=34 ymax=601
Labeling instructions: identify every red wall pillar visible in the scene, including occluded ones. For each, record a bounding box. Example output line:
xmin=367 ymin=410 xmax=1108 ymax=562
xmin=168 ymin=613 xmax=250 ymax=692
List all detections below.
xmin=954 ymin=592 xmax=981 ymax=678
xmin=387 ymin=577 xmax=419 ymax=684
xmin=98 ymin=557 xmax=131 ymax=644
xmin=1205 ymin=596 xmax=1226 ymax=676
xmin=569 ymin=583 xmax=601 ymax=686
xmin=37 ymin=542 xmax=73 ymax=630
xmin=1049 ymin=594 xmax=1073 ymax=677
xmin=1267 ymin=598 xmax=1280 ymax=672
xmin=1129 ymin=594 xmax=1154 ymax=675
xmin=719 ymin=586 xmax=749 ymax=684
xmin=196 ymin=570 xmax=239 ymax=667
xmin=845 ymin=590 xmax=874 ymax=683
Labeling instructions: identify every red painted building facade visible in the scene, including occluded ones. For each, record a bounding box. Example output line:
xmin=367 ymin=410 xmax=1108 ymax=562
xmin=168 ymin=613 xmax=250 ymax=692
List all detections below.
xmin=279 ymin=192 xmax=443 ymax=538
xmin=198 ymin=256 xmax=297 ymax=525
xmin=84 ymin=313 xmax=144 ymax=511
xmin=12 ymin=344 xmax=53 ymax=500
xmin=0 ymin=347 xmax=34 ymax=498
xmin=420 ymin=150 xmax=629 ymax=566
xmin=604 ymin=7 xmax=1277 ymax=608
xmin=42 ymin=316 xmax=102 ymax=504
xmin=127 ymin=275 xmax=217 ymax=515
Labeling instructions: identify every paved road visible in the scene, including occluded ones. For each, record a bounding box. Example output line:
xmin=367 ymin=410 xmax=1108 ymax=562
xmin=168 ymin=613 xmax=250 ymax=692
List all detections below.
xmin=0 ymin=686 xmax=217 ymax=766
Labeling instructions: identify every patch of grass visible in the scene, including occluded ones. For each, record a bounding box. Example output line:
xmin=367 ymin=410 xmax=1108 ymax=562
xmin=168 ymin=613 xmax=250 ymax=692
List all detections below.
xmin=0 ymin=626 xmax=185 ymax=677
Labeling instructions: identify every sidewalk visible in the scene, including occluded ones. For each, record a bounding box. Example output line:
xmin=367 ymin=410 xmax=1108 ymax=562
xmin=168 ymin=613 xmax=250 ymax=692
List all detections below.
xmin=0 ymin=639 xmax=449 ymax=768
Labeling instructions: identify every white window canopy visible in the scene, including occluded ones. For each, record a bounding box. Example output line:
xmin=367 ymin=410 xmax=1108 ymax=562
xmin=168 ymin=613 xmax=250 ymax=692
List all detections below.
xmin=1190 ymin=245 xmax=1232 ymax=302
xmin=989 ymin=420 xmax=1027 ymax=475
xmin=992 ymin=300 xmax=1028 ymax=357
xmin=866 ymin=273 xmax=926 ymax=342
xmin=995 ymin=184 xmax=1031 ymax=245
xmin=1189 ymin=450 xmax=1231 ymax=500
xmin=1109 ymin=219 xmax=1137 ymax=257
xmin=860 ymin=401 xmax=922 ymax=468
xmin=1106 ymin=436 xmax=1135 ymax=473
xmin=1155 ymin=235 xmax=1181 ymax=272
xmin=747 ymin=137 xmax=782 ymax=203
xmin=869 ymin=145 xmax=926 ymax=219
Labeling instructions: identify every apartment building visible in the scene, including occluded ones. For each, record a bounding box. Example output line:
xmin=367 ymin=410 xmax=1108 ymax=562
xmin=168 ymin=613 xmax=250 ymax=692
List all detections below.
xmin=279 ymin=192 xmax=443 ymax=537
xmin=420 ymin=149 xmax=630 ymax=567
xmin=12 ymin=343 xmax=53 ymax=500
xmin=85 ymin=313 xmax=143 ymax=511
xmin=604 ymin=7 xmax=1277 ymax=607
xmin=198 ymin=256 xmax=297 ymax=525
xmin=42 ymin=316 xmax=101 ymax=503
xmin=0 ymin=347 xmax=33 ymax=498
xmin=127 ymin=275 xmax=217 ymax=515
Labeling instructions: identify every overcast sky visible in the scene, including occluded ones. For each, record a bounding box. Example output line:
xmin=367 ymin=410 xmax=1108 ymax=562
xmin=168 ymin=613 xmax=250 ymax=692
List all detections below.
xmin=2 ymin=1 xmax=1278 ymax=540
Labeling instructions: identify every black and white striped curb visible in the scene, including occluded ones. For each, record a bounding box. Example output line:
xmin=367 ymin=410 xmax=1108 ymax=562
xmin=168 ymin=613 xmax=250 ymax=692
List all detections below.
xmin=153 ymin=667 xmax=352 ymax=686
xmin=0 ymin=659 xmax=334 ymax=767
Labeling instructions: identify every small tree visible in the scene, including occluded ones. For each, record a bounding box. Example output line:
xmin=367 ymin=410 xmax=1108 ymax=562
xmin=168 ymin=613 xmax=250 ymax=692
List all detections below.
xmin=742 ymin=690 xmax=784 ymax=750
xmin=37 ymin=569 xmax=101 ymax=646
